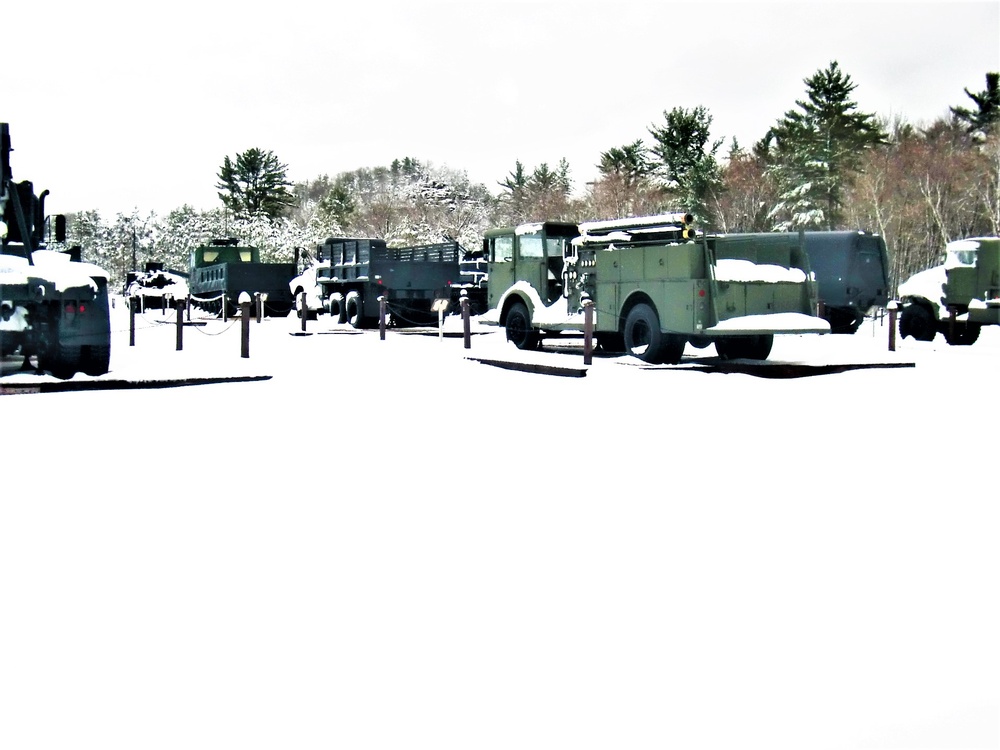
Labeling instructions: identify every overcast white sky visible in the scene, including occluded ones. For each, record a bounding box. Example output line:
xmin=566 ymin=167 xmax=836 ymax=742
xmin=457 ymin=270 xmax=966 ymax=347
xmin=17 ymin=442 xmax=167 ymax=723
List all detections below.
xmin=4 ymin=1 xmax=999 ymax=218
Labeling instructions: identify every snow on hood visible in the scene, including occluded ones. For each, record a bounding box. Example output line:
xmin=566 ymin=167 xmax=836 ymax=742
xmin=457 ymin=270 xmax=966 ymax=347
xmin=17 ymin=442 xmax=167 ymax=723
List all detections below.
xmin=898 ymin=265 xmax=947 ymax=313
xmin=1 ymin=250 xmax=103 ymax=293
xmin=32 ymin=250 xmax=109 ymax=281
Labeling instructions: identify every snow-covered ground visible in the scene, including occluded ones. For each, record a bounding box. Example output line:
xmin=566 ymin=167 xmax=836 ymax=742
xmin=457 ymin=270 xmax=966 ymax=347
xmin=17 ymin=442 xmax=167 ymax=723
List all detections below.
xmin=2 ymin=299 xmax=998 ymax=750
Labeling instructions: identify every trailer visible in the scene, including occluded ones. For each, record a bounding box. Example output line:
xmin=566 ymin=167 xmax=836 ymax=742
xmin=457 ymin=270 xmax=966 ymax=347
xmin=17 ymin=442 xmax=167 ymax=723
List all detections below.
xmin=722 ymin=230 xmax=889 ymax=333
xmin=1 ymin=123 xmax=111 ymax=379
xmin=480 ymin=213 xmax=830 ymax=363
xmin=188 ymin=238 xmax=296 ymax=317
xmin=313 ymin=236 xmax=487 ymax=328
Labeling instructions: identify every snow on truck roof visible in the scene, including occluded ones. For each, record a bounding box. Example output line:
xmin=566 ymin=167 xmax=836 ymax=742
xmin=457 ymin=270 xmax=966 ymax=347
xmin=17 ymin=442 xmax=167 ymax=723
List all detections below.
xmin=513 ymin=214 xmax=693 ymax=238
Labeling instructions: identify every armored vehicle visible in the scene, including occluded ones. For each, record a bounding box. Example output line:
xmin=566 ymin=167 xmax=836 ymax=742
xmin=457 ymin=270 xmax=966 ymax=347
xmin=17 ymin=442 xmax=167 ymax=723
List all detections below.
xmin=1 ymin=123 xmax=111 ymax=378
xmin=188 ymin=238 xmax=296 ymax=317
xmin=898 ymin=236 xmax=1000 ymax=345
xmin=480 ymin=214 xmax=829 ymax=363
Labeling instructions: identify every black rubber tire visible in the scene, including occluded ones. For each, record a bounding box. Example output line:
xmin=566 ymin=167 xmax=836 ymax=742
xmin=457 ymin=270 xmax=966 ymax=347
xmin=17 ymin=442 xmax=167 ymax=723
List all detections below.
xmin=899 ymin=302 xmax=936 ymax=342
xmin=826 ymin=308 xmax=864 ymax=334
xmin=623 ymin=303 xmax=676 ymax=363
xmin=328 ymin=293 xmax=346 ymax=324
xmin=715 ymin=334 xmax=774 ymax=360
xmin=345 ymin=292 xmax=365 ymax=329
xmin=41 ymin=343 xmax=81 ymax=380
xmin=596 ymin=332 xmax=625 ymax=353
xmin=0 ymin=331 xmax=20 ymax=357
xmin=505 ymin=301 xmax=538 ymax=350
xmin=81 ymin=344 xmax=111 ymax=376
xmin=943 ymin=321 xmax=981 ymax=346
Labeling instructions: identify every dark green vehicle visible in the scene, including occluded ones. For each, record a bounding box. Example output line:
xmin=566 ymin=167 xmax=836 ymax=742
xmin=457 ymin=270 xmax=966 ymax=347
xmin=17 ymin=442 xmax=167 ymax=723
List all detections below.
xmin=898 ymin=236 xmax=1000 ymax=345
xmin=189 ymin=238 xmax=296 ymax=318
xmin=479 ymin=214 xmax=830 ymax=364
xmin=724 ymin=231 xmax=890 ymax=333
xmin=312 ymin=236 xmax=488 ymax=328
xmin=1 ymin=123 xmax=111 ymax=379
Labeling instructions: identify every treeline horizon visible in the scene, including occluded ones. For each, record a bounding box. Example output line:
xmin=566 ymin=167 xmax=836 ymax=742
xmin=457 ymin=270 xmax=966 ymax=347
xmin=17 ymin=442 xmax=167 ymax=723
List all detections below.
xmin=65 ymin=64 xmax=998 ymax=298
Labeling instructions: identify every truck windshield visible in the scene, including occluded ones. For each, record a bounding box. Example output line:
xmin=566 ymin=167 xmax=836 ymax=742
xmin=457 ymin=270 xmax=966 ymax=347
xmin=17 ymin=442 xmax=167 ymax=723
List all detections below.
xmin=945 ymin=245 xmax=978 ymax=268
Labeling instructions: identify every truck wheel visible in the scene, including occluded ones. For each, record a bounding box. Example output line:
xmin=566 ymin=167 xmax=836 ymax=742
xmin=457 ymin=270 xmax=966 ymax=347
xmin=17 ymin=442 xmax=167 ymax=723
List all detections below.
xmin=329 ymin=293 xmax=346 ymax=324
xmin=596 ymin=332 xmax=625 ymax=353
xmin=899 ymin=302 xmax=936 ymax=341
xmin=715 ymin=334 xmax=774 ymax=360
xmin=41 ymin=343 xmax=81 ymax=380
xmin=505 ymin=301 xmax=539 ymax=350
xmin=624 ymin=303 xmax=679 ymax=363
xmin=0 ymin=332 xmax=19 ymax=357
xmin=943 ymin=321 xmax=981 ymax=346
xmin=345 ymin=292 xmax=365 ymax=329
xmin=81 ymin=343 xmax=111 ymax=376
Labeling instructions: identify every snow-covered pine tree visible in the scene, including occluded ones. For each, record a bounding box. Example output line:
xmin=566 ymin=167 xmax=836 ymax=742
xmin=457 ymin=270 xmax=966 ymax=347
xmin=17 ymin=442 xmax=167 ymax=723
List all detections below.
xmin=764 ymin=60 xmax=886 ymax=231
xmin=647 ymin=106 xmax=723 ymax=226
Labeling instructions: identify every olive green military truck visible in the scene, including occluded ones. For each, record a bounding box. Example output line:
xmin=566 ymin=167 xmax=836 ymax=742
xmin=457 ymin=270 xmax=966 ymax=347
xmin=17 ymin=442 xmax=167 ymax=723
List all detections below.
xmin=479 ymin=214 xmax=830 ymax=363
xmin=898 ymin=236 xmax=1000 ymax=346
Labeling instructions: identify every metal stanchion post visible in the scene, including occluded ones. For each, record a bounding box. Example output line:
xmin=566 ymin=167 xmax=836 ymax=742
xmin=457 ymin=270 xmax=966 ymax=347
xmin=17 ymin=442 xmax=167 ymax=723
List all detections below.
xmin=129 ymin=296 xmax=136 ymax=347
xmin=379 ymin=296 xmax=387 ymax=341
xmin=583 ymin=295 xmax=594 ymax=365
xmin=240 ymin=293 xmax=251 ymax=358
xmin=887 ymin=301 xmax=898 ymax=352
xmin=176 ymin=298 xmax=184 ymax=351
xmin=461 ymin=290 xmax=471 ymax=349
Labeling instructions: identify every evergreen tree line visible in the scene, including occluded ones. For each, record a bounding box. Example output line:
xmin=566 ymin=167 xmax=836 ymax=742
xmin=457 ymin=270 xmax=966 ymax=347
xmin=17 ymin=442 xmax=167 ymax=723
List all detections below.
xmin=68 ymin=63 xmax=999 ymax=298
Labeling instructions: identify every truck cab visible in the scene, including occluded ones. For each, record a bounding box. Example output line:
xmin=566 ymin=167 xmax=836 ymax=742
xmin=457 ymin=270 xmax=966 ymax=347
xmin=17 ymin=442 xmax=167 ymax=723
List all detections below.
xmin=898 ymin=236 xmax=1000 ymax=345
xmin=485 ymin=222 xmax=578 ymax=310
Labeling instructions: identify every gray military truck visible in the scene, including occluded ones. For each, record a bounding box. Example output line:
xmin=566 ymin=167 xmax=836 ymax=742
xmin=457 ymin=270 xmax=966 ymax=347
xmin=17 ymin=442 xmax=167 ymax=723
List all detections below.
xmin=479 ymin=214 xmax=830 ymax=363
xmin=314 ymin=236 xmax=487 ymax=328
xmin=898 ymin=236 xmax=1000 ymax=345
xmin=1 ymin=123 xmax=111 ymax=378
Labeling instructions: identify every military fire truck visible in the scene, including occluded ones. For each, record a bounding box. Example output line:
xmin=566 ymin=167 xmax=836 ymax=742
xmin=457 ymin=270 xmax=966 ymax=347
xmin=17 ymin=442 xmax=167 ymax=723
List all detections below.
xmin=480 ymin=213 xmax=830 ymax=363
xmin=1 ymin=123 xmax=111 ymax=379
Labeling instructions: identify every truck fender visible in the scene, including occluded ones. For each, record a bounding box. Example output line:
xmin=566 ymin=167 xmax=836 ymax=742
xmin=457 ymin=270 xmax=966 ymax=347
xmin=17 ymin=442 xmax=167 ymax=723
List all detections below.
xmin=494 ymin=281 xmax=545 ymax=324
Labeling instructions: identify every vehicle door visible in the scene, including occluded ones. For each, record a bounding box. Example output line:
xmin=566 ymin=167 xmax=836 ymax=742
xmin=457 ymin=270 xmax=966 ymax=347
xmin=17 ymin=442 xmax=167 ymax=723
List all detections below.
xmin=487 ymin=234 xmax=516 ymax=310
xmin=517 ymin=230 xmax=548 ymax=301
